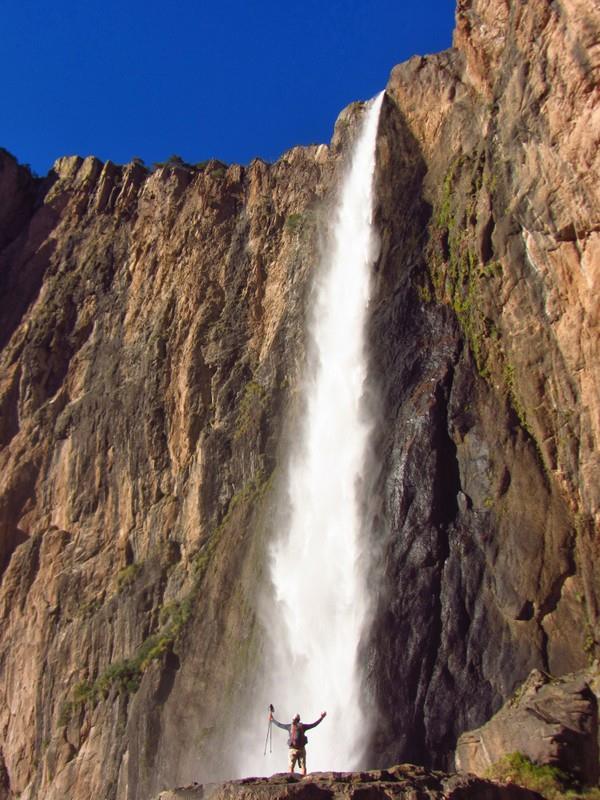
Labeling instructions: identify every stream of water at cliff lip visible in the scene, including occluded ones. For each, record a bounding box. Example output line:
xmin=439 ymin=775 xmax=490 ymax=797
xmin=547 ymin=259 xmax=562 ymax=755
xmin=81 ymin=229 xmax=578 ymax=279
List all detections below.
xmin=239 ymin=90 xmax=384 ymax=776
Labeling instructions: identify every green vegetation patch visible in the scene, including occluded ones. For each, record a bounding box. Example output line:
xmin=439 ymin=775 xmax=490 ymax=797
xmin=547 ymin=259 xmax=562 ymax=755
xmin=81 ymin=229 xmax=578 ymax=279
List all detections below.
xmin=430 ymin=155 xmax=499 ymax=381
xmin=188 ymin=159 xmax=228 ymax=180
xmin=116 ymin=562 xmax=142 ymax=591
xmin=234 ymin=380 xmax=268 ymax=441
xmin=59 ymin=596 xmax=192 ymax=725
xmin=285 ymin=212 xmax=304 ymax=232
xmin=428 ymin=152 xmax=538 ymax=446
xmin=284 ymin=209 xmax=317 ymax=236
xmin=486 ymin=752 xmax=600 ymax=800
xmin=192 ymin=467 xmax=272 ymax=580
xmin=503 ymin=361 xmax=532 ymax=435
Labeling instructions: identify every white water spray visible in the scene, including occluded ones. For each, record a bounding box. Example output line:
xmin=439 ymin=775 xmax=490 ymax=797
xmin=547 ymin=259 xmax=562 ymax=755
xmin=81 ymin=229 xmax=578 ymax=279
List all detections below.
xmin=263 ymin=92 xmax=384 ymax=772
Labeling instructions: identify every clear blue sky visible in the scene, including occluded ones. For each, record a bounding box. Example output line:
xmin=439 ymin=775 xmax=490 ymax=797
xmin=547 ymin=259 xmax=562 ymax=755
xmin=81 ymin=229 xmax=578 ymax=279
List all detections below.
xmin=1 ymin=0 xmax=456 ymax=176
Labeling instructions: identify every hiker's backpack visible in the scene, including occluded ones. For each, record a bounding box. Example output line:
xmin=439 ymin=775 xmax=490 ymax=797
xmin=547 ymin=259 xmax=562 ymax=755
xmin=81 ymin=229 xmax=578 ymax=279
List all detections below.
xmin=288 ymin=722 xmax=307 ymax=748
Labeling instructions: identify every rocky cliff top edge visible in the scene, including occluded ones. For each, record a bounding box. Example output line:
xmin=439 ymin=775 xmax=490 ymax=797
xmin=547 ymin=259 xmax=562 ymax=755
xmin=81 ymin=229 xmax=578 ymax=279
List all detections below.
xmin=154 ymin=764 xmax=543 ymax=800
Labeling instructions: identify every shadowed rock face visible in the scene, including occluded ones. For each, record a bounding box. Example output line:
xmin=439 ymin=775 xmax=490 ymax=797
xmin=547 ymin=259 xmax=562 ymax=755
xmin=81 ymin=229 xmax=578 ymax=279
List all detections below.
xmin=0 ymin=0 xmax=598 ymax=798
xmin=363 ymin=0 xmax=599 ymax=770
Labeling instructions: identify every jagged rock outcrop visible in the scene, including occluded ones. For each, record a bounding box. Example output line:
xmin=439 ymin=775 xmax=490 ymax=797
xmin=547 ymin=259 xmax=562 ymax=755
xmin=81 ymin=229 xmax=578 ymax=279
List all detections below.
xmin=455 ymin=668 xmax=599 ymax=785
xmin=153 ymin=766 xmax=543 ymax=800
xmin=0 ymin=0 xmax=598 ymax=798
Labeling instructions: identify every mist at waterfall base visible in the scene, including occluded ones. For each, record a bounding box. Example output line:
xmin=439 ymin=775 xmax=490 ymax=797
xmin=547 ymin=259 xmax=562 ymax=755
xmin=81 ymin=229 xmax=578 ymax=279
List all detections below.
xmin=235 ymin=92 xmax=384 ymax=778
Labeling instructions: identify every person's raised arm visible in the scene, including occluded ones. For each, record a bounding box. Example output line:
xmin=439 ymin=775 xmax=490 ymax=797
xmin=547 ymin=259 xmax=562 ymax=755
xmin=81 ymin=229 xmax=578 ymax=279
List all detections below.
xmin=269 ymin=711 xmax=290 ymax=731
xmin=303 ymin=711 xmax=327 ymax=730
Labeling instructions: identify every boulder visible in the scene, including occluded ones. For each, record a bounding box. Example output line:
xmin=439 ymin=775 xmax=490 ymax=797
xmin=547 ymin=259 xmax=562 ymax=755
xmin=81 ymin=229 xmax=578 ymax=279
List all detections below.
xmin=455 ymin=669 xmax=599 ymax=785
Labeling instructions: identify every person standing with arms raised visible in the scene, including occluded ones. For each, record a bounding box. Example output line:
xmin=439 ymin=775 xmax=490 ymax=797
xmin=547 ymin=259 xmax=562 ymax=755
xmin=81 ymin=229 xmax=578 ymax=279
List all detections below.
xmin=268 ymin=709 xmax=327 ymax=775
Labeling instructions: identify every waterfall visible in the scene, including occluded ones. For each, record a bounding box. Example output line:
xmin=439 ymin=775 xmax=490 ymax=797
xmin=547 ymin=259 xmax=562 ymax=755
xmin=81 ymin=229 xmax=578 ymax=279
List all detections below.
xmin=265 ymin=91 xmax=384 ymax=772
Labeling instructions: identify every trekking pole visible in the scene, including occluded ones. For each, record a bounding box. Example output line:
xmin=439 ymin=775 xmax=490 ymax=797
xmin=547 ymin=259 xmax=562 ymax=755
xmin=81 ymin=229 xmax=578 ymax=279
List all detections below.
xmin=263 ymin=719 xmax=271 ymax=756
xmin=263 ymin=703 xmax=274 ymax=755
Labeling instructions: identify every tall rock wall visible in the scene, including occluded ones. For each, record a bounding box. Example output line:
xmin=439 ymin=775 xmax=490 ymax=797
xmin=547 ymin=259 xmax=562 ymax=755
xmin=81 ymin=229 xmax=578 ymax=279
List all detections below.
xmin=0 ymin=142 xmax=345 ymax=799
xmin=363 ymin=0 xmax=599 ymax=769
xmin=0 ymin=0 xmax=598 ymax=797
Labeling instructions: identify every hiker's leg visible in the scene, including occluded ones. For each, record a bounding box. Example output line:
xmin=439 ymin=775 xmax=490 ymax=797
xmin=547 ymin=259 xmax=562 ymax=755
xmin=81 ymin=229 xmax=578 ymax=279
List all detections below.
xmin=288 ymin=749 xmax=296 ymax=773
xmin=299 ymin=749 xmax=306 ymax=776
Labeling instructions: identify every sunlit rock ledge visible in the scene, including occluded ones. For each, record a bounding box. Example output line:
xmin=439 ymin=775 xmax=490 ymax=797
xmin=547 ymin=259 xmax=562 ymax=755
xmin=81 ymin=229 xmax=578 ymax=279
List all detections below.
xmin=154 ymin=765 xmax=542 ymax=800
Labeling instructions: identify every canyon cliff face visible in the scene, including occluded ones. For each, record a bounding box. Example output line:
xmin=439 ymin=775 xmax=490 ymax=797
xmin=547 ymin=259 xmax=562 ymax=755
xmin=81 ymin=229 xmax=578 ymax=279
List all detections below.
xmin=0 ymin=0 xmax=598 ymax=798
xmin=366 ymin=0 xmax=599 ymax=768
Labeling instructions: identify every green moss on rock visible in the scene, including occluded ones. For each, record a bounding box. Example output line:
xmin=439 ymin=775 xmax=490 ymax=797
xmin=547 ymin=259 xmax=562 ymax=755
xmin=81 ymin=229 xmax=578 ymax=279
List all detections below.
xmin=428 ymin=152 xmax=542 ymax=456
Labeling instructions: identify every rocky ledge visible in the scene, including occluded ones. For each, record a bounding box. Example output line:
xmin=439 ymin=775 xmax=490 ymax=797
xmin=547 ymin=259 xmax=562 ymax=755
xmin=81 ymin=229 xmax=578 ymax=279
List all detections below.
xmin=154 ymin=765 xmax=542 ymax=800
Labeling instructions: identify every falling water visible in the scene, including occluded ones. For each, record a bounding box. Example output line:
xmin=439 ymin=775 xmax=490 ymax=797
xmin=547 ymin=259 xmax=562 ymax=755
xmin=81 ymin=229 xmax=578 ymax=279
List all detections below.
xmin=265 ymin=91 xmax=384 ymax=772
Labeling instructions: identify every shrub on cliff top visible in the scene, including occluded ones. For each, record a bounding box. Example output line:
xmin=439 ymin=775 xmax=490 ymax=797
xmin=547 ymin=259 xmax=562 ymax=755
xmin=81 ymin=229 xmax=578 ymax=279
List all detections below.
xmin=153 ymin=154 xmax=193 ymax=170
